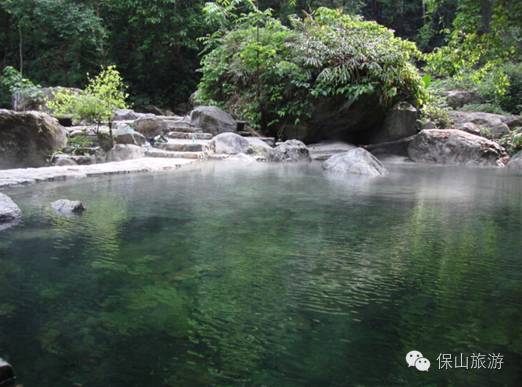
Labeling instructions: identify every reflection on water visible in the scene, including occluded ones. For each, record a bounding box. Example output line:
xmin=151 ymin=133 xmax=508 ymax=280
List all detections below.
xmin=0 ymin=163 xmax=521 ymax=386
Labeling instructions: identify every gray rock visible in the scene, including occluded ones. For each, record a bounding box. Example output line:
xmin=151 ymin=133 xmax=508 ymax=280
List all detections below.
xmin=12 ymin=86 xmax=82 ymax=112
xmin=322 ymin=148 xmax=388 ymax=177
xmin=113 ymin=109 xmax=141 ymax=121
xmin=408 ymin=129 xmax=507 ymax=167
xmin=422 ymin=121 xmax=437 ymax=130
xmin=105 ymin=144 xmax=145 ymax=162
xmin=270 ymin=140 xmax=311 ymax=162
xmin=449 ymin=111 xmax=521 ymax=131
xmin=507 ymin=151 xmax=522 ymax=169
xmin=445 ymin=89 xmax=483 ymax=109
xmin=308 ymin=141 xmax=356 ymax=161
xmin=490 ymin=123 xmax=510 ymax=139
xmin=190 ymin=106 xmax=237 ymax=135
xmin=210 ymin=132 xmax=250 ymax=154
xmin=113 ymin=125 xmax=147 ymax=146
xmin=245 ymin=137 xmax=275 ymax=160
xmin=372 ymin=101 xmax=418 ymax=142
xmin=131 ymin=115 xmax=168 ymax=138
xmin=0 ymin=193 xmax=22 ymax=228
xmin=51 ymin=199 xmax=85 ymax=215
xmin=0 ymin=109 xmax=67 ymax=169
xmin=53 ymin=154 xmax=78 ymax=166
xmin=459 ymin=122 xmax=481 ymax=136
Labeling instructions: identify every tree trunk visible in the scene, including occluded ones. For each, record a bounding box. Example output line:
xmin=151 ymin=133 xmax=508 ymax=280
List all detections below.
xmin=18 ymin=24 xmax=23 ymax=75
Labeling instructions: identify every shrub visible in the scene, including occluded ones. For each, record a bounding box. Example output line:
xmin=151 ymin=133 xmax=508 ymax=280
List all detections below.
xmin=499 ymin=63 xmax=522 ymax=114
xmin=498 ymin=128 xmax=522 ymax=156
xmin=198 ymin=7 xmax=425 ymax=133
xmin=48 ymin=65 xmax=128 ymax=135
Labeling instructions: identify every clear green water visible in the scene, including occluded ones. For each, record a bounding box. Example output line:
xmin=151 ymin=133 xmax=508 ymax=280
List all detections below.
xmin=0 ymin=162 xmax=521 ymax=386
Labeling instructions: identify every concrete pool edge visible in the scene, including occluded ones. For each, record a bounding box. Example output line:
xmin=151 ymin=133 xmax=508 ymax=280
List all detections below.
xmin=0 ymin=157 xmax=199 ymax=188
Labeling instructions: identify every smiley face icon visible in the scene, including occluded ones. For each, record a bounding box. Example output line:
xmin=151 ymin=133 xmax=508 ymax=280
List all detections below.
xmin=406 ymin=350 xmax=423 ymax=367
xmin=415 ymin=357 xmax=431 ymax=372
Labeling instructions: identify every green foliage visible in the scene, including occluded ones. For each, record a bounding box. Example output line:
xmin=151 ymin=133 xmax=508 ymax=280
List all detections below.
xmin=0 ymin=66 xmax=42 ymax=107
xmin=419 ymin=90 xmax=451 ymax=128
xmin=498 ymin=128 xmax=522 ymax=156
xmin=198 ymin=6 xmax=425 ymax=132
xmin=499 ymin=63 xmax=522 ymax=115
xmin=48 ymin=66 xmax=128 ymax=127
xmin=424 ymin=0 xmax=522 ymax=114
xmin=461 ymin=103 xmax=507 ymax=115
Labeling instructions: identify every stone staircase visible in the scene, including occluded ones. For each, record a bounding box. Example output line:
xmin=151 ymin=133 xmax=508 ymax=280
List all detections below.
xmin=145 ymin=119 xmax=277 ymax=160
xmin=146 ymin=121 xmax=213 ymax=160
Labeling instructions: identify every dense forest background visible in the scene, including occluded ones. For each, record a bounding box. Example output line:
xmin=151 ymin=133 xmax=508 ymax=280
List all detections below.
xmin=0 ymin=0 xmax=520 ymax=111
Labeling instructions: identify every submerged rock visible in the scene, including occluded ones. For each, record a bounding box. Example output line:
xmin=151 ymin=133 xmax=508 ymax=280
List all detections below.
xmin=322 ymin=148 xmax=388 ymax=177
xmin=0 ymin=109 xmax=67 ymax=169
xmin=0 ymin=193 xmax=22 ymax=229
xmin=210 ymin=132 xmax=250 ymax=154
xmin=51 ymin=199 xmax=85 ymax=216
xmin=105 ymin=144 xmax=145 ymax=162
xmin=270 ymin=140 xmax=311 ymax=162
xmin=408 ymin=129 xmax=507 ymax=166
xmin=190 ymin=106 xmax=237 ymax=135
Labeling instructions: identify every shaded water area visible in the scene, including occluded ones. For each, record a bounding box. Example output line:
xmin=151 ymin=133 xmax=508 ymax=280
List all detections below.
xmin=1 ymin=162 xmax=521 ymax=386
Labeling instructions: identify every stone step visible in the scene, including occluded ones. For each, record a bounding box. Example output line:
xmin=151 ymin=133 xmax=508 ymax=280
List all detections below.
xmin=157 ymin=139 xmax=210 ymax=152
xmin=166 ymin=131 xmax=213 ymax=140
xmin=145 ymin=149 xmax=206 ymax=159
xmin=165 ymin=121 xmax=202 ymax=133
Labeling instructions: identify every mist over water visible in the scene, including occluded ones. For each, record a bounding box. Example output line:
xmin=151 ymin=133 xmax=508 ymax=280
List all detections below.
xmin=1 ymin=162 xmax=521 ymax=386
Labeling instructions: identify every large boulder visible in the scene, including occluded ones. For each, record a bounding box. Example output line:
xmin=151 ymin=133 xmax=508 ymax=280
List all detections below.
xmin=507 ymin=151 xmax=522 ymax=169
xmin=408 ymin=129 xmax=507 ymax=167
xmin=245 ymin=137 xmax=275 ymax=160
xmin=449 ymin=111 xmax=522 ymax=133
xmin=131 ymin=115 xmax=168 ymax=138
xmin=308 ymin=141 xmax=356 ymax=161
xmin=12 ymin=86 xmax=82 ymax=112
xmin=371 ymin=102 xmax=418 ymax=143
xmin=270 ymin=140 xmax=311 ymax=162
xmin=322 ymin=148 xmax=388 ymax=177
xmin=190 ymin=106 xmax=237 ymax=135
xmin=0 ymin=109 xmax=67 ymax=169
xmin=105 ymin=144 xmax=145 ymax=162
xmin=0 ymin=193 xmax=22 ymax=229
xmin=445 ymin=90 xmax=483 ymax=109
xmin=210 ymin=132 xmax=250 ymax=154
xmin=51 ymin=199 xmax=85 ymax=216
xmin=113 ymin=125 xmax=147 ymax=146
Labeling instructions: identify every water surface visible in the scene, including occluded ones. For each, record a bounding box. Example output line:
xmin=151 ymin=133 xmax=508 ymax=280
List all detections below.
xmin=1 ymin=162 xmax=521 ymax=386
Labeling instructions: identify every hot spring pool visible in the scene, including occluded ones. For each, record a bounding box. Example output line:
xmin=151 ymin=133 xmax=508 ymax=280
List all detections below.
xmin=0 ymin=162 xmax=521 ymax=386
